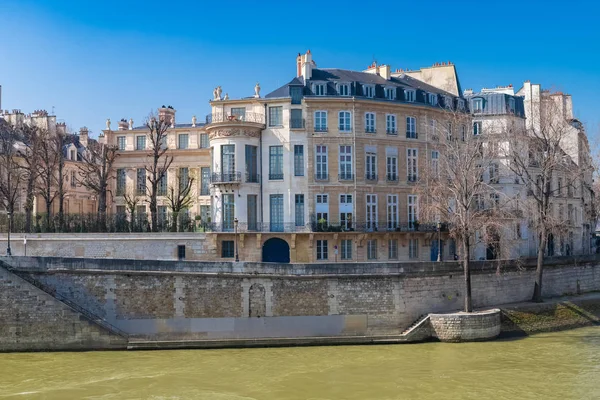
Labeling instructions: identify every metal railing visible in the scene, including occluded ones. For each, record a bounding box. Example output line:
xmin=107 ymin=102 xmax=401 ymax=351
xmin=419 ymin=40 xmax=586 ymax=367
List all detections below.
xmin=386 ymin=129 xmax=398 ymax=135
xmin=205 ymin=112 xmax=265 ymax=124
xmin=338 ymin=173 xmax=354 ymax=181
xmin=308 ymin=219 xmax=445 ymax=233
xmin=386 ymin=174 xmax=399 ymax=182
xmin=365 ymin=128 xmax=376 ymax=134
xmin=207 ymin=222 xmax=312 ymax=233
xmin=407 ymin=175 xmax=418 ymax=183
xmin=365 ymin=173 xmax=378 ymax=181
xmin=269 ymin=173 xmax=284 ymax=180
xmin=406 ymin=131 xmax=419 ymax=139
xmin=315 ymin=173 xmax=329 ymax=181
xmin=245 ymin=172 xmax=260 ymax=183
xmin=211 ymin=172 xmax=242 ymax=184
xmin=314 ymin=126 xmax=328 ymax=133
xmin=290 ymin=118 xmax=305 ymax=129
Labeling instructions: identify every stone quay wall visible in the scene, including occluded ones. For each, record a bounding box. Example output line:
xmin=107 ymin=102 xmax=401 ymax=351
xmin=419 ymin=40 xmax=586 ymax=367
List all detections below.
xmin=430 ymin=309 xmax=502 ymax=342
xmin=0 ymin=255 xmax=599 ymax=349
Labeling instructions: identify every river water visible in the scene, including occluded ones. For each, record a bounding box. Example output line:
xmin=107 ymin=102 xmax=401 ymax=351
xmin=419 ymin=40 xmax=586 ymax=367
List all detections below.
xmin=1 ymin=327 xmax=599 ymax=399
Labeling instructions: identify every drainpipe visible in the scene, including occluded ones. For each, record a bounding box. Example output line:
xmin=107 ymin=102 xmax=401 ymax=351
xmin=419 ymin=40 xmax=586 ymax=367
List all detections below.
xmin=260 ymin=103 xmax=266 ymax=226
xmin=353 ymin=97 xmax=357 ymax=263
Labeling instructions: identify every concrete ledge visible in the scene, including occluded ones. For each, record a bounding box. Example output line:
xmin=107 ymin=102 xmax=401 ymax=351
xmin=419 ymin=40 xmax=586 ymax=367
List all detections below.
xmin=430 ymin=309 xmax=501 ymax=342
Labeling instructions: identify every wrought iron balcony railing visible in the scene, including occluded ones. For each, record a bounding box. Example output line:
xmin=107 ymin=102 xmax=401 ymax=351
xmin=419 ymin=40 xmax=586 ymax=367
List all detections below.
xmin=315 ymin=173 xmax=329 ymax=181
xmin=386 ymin=174 xmax=399 ymax=182
xmin=210 ymin=172 xmax=242 ymax=184
xmin=269 ymin=173 xmax=284 ymax=180
xmin=290 ymin=118 xmax=305 ymax=129
xmin=386 ymin=129 xmax=398 ymax=135
xmin=245 ymin=173 xmax=260 ymax=183
xmin=407 ymin=175 xmax=418 ymax=183
xmin=365 ymin=173 xmax=378 ymax=181
xmin=205 ymin=112 xmax=265 ymax=124
xmin=406 ymin=131 xmax=419 ymax=139
xmin=365 ymin=127 xmax=376 ymax=134
xmin=338 ymin=173 xmax=354 ymax=181
xmin=314 ymin=126 xmax=328 ymax=133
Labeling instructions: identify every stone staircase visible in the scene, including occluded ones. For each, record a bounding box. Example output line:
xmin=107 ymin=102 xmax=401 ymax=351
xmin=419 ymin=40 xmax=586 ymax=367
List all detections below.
xmin=399 ymin=314 xmax=432 ymax=341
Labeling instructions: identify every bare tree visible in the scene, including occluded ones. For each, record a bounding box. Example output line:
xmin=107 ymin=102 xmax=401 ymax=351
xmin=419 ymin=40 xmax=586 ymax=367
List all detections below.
xmin=165 ymin=168 xmax=195 ymax=232
xmin=502 ymin=95 xmax=584 ymax=302
xmin=77 ymin=139 xmax=119 ymax=230
xmin=55 ymin=131 xmax=67 ymax=231
xmin=0 ymin=120 xmax=26 ymax=231
xmin=35 ymin=129 xmax=61 ymax=229
xmin=16 ymin=124 xmax=42 ymax=233
xmin=123 ymin=185 xmax=143 ymax=232
xmin=144 ymin=114 xmax=173 ymax=232
xmin=418 ymin=111 xmax=513 ymax=312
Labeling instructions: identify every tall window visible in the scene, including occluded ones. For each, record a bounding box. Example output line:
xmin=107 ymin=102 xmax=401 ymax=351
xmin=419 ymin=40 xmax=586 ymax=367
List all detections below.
xmin=339 ymin=194 xmax=353 ymax=230
xmin=365 ymin=112 xmax=376 ymax=133
xmin=313 ymin=83 xmax=326 ymax=96
xmin=269 ymin=146 xmax=283 ymax=180
xmin=290 ymin=87 xmax=303 ymax=104
xmin=179 ymin=167 xmax=189 ymax=192
xmin=367 ymin=239 xmax=378 ymax=260
xmin=428 ymin=93 xmax=438 ymax=105
xmin=70 ymin=170 xmax=77 ymax=188
xmin=201 ymin=167 xmax=210 ymax=195
xmin=316 ymin=194 xmax=329 ymax=226
xmin=223 ymin=193 xmax=234 ymax=231
xmin=178 ymin=134 xmax=189 ymax=149
xmin=446 ymin=122 xmax=452 ymax=141
xmin=136 ymin=168 xmax=146 ymax=195
xmin=366 ymin=194 xmax=377 ymax=231
xmin=136 ymin=135 xmax=146 ymax=150
xmin=314 ymin=111 xmax=328 ymax=132
xmin=409 ymin=239 xmax=419 ymax=259
xmin=366 ymin=151 xmax=377 ymax=180
xmin=338 ymin=83 xmax=350 ymax=96
xmin=221 ymin=145 xmax=235 ymax=177
xmin=316 ymin=145 xmax=328 ymax=180
xmin=295 ymin=194 xmax=305 ymax=227
xmin=363 ymin=85 xmax=375 ymax=98
xmin=384 ymin=87 xmax=395 ymax=100
xmin=317 ymin=240 xmax=328 ymax=260
xmin=269 ymin=106 xmax=283 ymax=126
xmin=386 ymin=155 xmax=398 ymax=181
xmin=473 ymin=121 xmax=482 ymax=135
xmin=294 ymin=145 xmax=304 ymax=176
xmin=339 ymin=145 xmax=353 ymax=180
xmin=247 ymin=194 xmax=258 ymax=231
xmin=158 ymin=171 xmax=167 ymax=196
xmin=290 ymin=109 xmax=303 ymax=129
xmin=408 ymin=195 xmax=418 ymax=229
xmin=489 ymin=163 xmax=499 ymax=184
xmin=472 ymin=98 xmax=483 ymax=113
xmin=117 ymin=136 xmax=126 ymax=150
xmin=386 ymin=114 xmax=397 ymax=134
xmin=116 ymin=168 xmax=126 ymax=195
xmin=338 ymin=111 xmax=352 ymax=132
xmin=388 ymin=239 xmax=398 ymax=260
xmin=431 ymin=150 xmax=439 ymax=176
xmin=556 ymin=177 xmax=563 ymax=197
xmin=245 ymin=145 xmax=258 ymax=182
xmin=406 ymin=117 xmax=417 ymax=138
xmin=405 ymin=89 xmax=416 ymax=102
xmin=407 ymin=148 xmax=418 ymax=182
xmin=461 ymin=125 xmax=467 ymax=141
xmin=387 ymin=194 xmax=398 ymax=230
xmin=270 ymin=194 xmax=284 ymax=232
xmin=222 ymin=241 xmax=234 ymax=258
xmin=429 ymin=118 xmax=437 ymax=135
xmin=341 ymin=239 xmax=352 ymax=260
xmin=200 ymin=133 xmax=209 ymax=148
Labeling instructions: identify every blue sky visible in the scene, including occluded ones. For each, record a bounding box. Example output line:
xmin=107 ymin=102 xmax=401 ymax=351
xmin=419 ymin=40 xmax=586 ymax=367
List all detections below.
xmin=1 ymin=0 xmax=599 ymax=139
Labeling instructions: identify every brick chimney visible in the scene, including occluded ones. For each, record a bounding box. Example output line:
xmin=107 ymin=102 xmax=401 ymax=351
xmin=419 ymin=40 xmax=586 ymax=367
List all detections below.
xmin=79 ymin=127 xmax=89 ymax=147
xmin=298 ymin=50 xmax=316 ymax=81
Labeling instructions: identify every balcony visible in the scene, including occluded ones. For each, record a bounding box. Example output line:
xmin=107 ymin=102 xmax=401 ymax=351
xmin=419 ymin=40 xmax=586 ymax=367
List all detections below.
xmin=246 ymin=173 xmax=260 ymax=183
xmin=290 ymin=118 xmax=305 ymax=129
xmin=386 ymin=174 xmax=399 ymax=183
xmin=365 ymin=173 xmax=378 ymax=182
xmin=365 ymin=128 xmax=376 ymax=134
xmin=338 ymin=173 xmax=354 ymax=181
xmin=406 ymin=131 xmax=419 ymax=139
xmin=204 ymin=113 xmax=265 ymax=140
xmin=407 ymin=175 xmax=418 ymax=184
xmin=206 ymin=222 xmax=311 ymax=233
xmin=314 ymin=126 xmax=328 ymax=133
xmin=210 ymin=172 xmax=241 ymax=184
xmin=205 ymin=112 xmax=265 ymax=125
xmin=269 ymin=173 xmax=284 ymax=180
xmin=315 ymin=173 xmax=329 ymax=181
xmin=386 ymin=129 xmax=398 ymax=135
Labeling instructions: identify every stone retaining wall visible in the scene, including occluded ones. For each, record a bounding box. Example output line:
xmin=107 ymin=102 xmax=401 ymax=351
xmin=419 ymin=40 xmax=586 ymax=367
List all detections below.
xmin=430 ymin=309 xmax=502 ymax=342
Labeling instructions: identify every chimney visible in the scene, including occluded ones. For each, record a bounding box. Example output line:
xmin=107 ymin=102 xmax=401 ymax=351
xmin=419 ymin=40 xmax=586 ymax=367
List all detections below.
xmin=463 ymin=89 xmax=473 ymax=96
xmin=379 ymin=64 xmax=391 ymax=80
xmin=56 ymin=122 xmax=66 ymax=135
xmin=158 ymin=105 xmax=176 ymax=127
xmin=118 ymin=119 xmax=128 ymax=130
xmin=296 ymin=53 xmax=302 ymax=77
xmin=79 ymin=127 xmax=89 ymax=147
xmin=299 ymin=50 xmax=315 ymax=81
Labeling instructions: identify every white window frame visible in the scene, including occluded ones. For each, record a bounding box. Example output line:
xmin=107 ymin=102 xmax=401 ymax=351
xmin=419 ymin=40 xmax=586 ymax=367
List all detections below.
xmin=341 ymin=239 xmax=352 ymax=260
xmin=386 ymin=155 xmax=398 ymax=181
xmin=117 ymin=136 xmax=126 ymax=150
xmin=338 ymin=111 xmax=352 ymax=132
xmin=316 ymin=239 xmax=328 ymax=260
xmin=405 ymin=89 xmax=416 ymax=103
xmin=363 ymin=84 xmax=375 ymax=98
xmin=337 ymin=82 xmax=350 ymax=96
xmin=408 ymin=195 xmax=418 ymax=228
xmin=386 ymin=114 xmax=397 ymax=135
xmin=384 ymin=87 xmax=396 ymax=100
xmin=473 ymin=121 xmax=482 ymax=135
xmin=136 ymin=135 xmax=146 ymax=150
xmin=339 ymin=194 xmax=353 ymax=230
xmin=315 ymin=145 xmax=328 ymax=180
xmin=366 ymin=151 xmax=377 ymax=180
xmin=445 ymin=95 xmax=453 ymax=109
xmin=457 ymin=98 xmax=465 ymax=110
xmin=367 ymin=239 xmax=378 ymax=260
xmin=316 ymin=194 xmax=329 ymax=225
xmin=472 ymin=98 xmax=483 ymax=113
xmin=431 ymin=150 xmax=439 ymax=177
xmin=406 ymin=116 xmax=417 ymax=138
xmin=428 ymin=93 xmax=438 ymax=106
xmin=407 ymin=148 xmax=418 ymax=182
xmin=339 ymin=145 xmax=353 ymax=179
xmin=366 ymin=194 xmax=378 ymax=231
xmin=314 ymin=110 xmax=328 ymax=132
xmin=409 ymin=238 xmax=419 ymax=259
xmin=364 ymin=112 xmax=376 ymax=133
xmin=313 ymin=83 xmax=326 ymax=96
xmin=388 ymin=239 xmax=398 ymax=260
xmin=387 ymin=194 xmax=398 ymax=230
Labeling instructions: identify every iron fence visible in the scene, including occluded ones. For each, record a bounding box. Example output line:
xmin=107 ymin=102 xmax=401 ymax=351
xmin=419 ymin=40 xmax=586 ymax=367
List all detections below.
xmin=205 ymin=112 xmax=265 ymax=124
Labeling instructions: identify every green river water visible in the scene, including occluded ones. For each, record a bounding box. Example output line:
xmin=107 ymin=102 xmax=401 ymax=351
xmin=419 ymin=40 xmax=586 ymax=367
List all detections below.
xmin=0 ymin=327 xmax=599 ymax=400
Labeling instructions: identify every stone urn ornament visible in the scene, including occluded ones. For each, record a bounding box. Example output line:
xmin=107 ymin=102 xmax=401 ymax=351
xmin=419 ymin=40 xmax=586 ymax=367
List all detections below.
xmin=128 ymin=118 xmax=133 ymax=130
xmin=106 ymin=118 xmax=111 ymax=130
xmin=216 ymin=86 xmax=222 ymax=100
xmin=192 ymin=115 xmax=197 ymax=127
xmin=254 ymin=82 xmax=261 ymax=98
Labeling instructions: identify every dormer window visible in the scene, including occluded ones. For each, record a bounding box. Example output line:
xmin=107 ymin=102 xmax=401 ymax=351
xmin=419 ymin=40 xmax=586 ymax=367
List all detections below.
xmin=405 ymin=89 xmax=416 ymax=102
xmin=313 ymin=83 xmax=326 ymax=96
xmin=428 ymin=93 xmax=438 ymax=106
xmin=508 ymin=97 xmax=516 ymax=113
xmin=363 ymin=84 xmax=375 ymax=98
xmin=457 ymin=99 xmax=465 ymax=110
xmin=445 ymin=96 xmax=453 ymax=109
xmin=384 ymin=87 xmax=396 ymax=100
xmin=472 ymin=98 xmax=483 ymax=113
xmin=337 ymin=83 xmax=350 ymax=96
xmin=70 ymin=149 xmax=76 ymax=160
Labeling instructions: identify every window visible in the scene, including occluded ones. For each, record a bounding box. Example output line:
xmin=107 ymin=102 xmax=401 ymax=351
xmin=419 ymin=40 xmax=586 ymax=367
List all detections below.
xmin=473 ymin=121 xmax=482 ymax=135
xmin=200 ymin=133 xmax=209 ymax=148
xmin=294 ymin=145 xmax=304 ymax=176
xmin=366 ymin=151 xmax=377 ymax=180
xmin=407 ymin=148 xmax=418 ymax=182
xmin=388 ymin=239 xmax=398 ymax=260
xmin=366 ymin=194 xmax=377 ymax=231
xmin=556 ymin=177 xmax=563 ymax=197
xmin=222 ymin=240 xmax=234 ymax=258
xmin=245 ymin=145 xmax=258 ymax=182
xmin=338 ymin=111 xmax=352 ymax=132
xmin=408 ymin=195 xmax=418 ymax=228
xmin=406 ymin=117 xmax=417 ymax=138
xmin=270 ymin=194 xmax=284 ymax=232
xmin=116 ymin=205 xmax=126 ymax=217
xmin=200 ymin=205 xmax=210 ymax=226
xmin=405 ymin=89 xmax=416 ymax=102
xmin=136 ymin=135 xmax=146 ymax=150
xmin=116 ymin=168 xmax=126 ymax=195
xmin=117 ymin=136 xmax=126 ymax=150
xmin=201 ymin=167 xmax=210 ymax=195
xmin=457 ymin=99 xmax=465 ymax=110
xmin=223 ymin=193 xmax=235 ymax=231
xmin=314 ymin=111 xmax=328 ymax=132
xmin=177 ymin=245 xmax=186 ymax=260
xmin=429 ymin=118 xmax=437 ymax=135
xmin=269 ymin=106 xmax=283 ymax=127
xmin=363 ymin=84 xmax=375 ymax=98
xmin=431 ymin=151 xmax=439 ymax=176
xmin=446 ymin=123 xmax=452 ymax=141
xmin=231 ymin=107 xmax=246 ymax=119
xmin=269 ymin=146 xmax=283 ymax=180
xmin=339 ymin=145 xmax=353 ymax=180
xmin=316 ymin=145 xmax=328 ymax=180
xmin=178 ymin=167 xmax=189 ymax=192
xmin=461 ymin=125 xmax=466 ymax=141
xmin=386 ymin=155 xmax=398 ymax=181
xmin=386 ymin=114 xmax=397 ymax=134
xmin=160 ymin=134 xmax=168 ymax=150
xmin=313 ymin=83 xmax=326 ymax=96
xmin=136 ymin=168 xmax=146 ymax=195
xmin=387 ymin=194 xmax=398 ymax=230
xmin=508 ymin=98 xmax=516 ymax=113
xmin=428 ymin=93 xmax=438 ymax=106
xmin=247 ymin=195 xmax=258 ymax=231
xmin=221 ymin=144 xmax=235 ymax=176
xmin=340 ymin=194 xmax=353 ymax=230
xmin=472 ymin=98 xmax=483 ymax=113
xmin=70 ymin=149 xmax=76 ymax=160
xmin=490 ymin=193 xmax=500 ymax=208
xmin=290 ymin=109 xmax=303 ymax=129
xmin=568 ymin=204 xmax=574 ymax=224
xmin=489 ymin=163 xmax=499 ymax=184
xmin=409 ymin=239 xmax=419 ymax=259
xmin=365 ymin=112 xmax=376 ymax=133
xmin=367 ymin=239 xmax=378 ymax=260
xmin=136 ymin=205 xmax=147 ymax=227
xmin=445 ymin=96 xmax=453 ymax=109
xmin=295 ymin=194 xmax=305 ymax=227
xmin=384 ymin=87 xmax=396 ymax=100
xmin=177 ymin=134 xmax=189 ymax=149
xmin=474 ymin=194 xmax=485 ymax=210
xmin=290 ymin=86 xmax=303 ymax=104
xmin=70 ymin=170 xmax=77 ymax=188
xmin=341 ymin=239 xmax=352 ymax=260
xmin=338 ymin=83 xmax=350 ymax=96
xmin=317 ymin=240 xmax=328 ymax=260
xmin=316 ymin=194 xmax=329 ymax=227
xmin=158 ymin=172 xmax=167 ymax=196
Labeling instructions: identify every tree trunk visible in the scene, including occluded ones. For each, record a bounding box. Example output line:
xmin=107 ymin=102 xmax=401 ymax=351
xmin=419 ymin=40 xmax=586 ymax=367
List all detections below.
xmin=532 ymin=228 xmax=546 ymax=303
xmin=24 ymin=177 xmax=35 ymax=233
xmin=58 ymin=159 xmax=65 ymax=232
xmin=97 ymin=190 xmax=107 ymax=232
xmin=463 ymin=236 xmax=473 ymax=312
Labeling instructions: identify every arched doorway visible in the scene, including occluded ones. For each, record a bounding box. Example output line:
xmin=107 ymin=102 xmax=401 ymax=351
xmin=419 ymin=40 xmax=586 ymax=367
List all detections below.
xmin=262 ymin=238 xmax=290 ymax=263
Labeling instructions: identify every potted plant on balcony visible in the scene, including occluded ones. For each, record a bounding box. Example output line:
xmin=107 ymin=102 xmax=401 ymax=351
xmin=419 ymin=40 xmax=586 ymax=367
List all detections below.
xmin=318 ymin=217 xmax=327 ymax=232
xmin=413 ymin=220 xmax=420 ymax=231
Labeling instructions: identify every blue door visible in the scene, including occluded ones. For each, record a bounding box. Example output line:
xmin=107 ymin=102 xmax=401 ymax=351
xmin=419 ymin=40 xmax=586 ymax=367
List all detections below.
xmin=431 ymin=240 xmax=444 ymax=261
